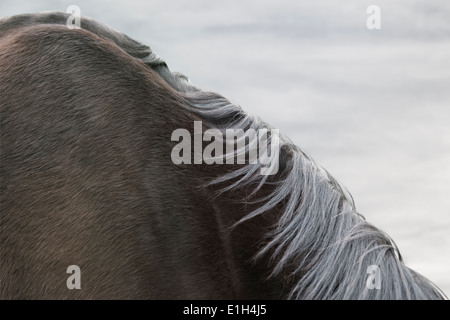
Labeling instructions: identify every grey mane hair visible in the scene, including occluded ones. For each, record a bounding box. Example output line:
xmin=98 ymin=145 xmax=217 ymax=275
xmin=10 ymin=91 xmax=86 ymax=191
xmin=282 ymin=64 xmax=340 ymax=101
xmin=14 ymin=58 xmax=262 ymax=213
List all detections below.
xmin=129 ymin=34 xmax=447 ymax=300
xmin=197 ymin=106 xmax=446 ymax=300
xmin=5 ymin=12 xmax=444 ymax=299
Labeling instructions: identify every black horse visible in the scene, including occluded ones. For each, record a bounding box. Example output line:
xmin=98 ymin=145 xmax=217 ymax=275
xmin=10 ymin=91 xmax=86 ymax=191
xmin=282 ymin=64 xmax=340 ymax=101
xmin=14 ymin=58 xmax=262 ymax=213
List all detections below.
xmin=0 ymin=12 xmax=446 ymax=299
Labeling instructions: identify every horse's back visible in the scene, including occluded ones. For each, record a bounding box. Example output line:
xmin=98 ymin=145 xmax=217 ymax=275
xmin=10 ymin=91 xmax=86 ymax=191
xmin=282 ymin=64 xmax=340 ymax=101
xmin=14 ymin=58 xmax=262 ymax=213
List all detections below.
xmin=0 ymin=22 xmax=233 ymax=299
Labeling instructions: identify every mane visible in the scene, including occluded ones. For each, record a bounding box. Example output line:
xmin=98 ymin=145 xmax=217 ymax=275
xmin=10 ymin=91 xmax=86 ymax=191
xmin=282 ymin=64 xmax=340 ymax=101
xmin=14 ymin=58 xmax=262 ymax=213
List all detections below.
xmin=3 ymin=12 xmax=445 ymax=299
xmin=85 ymin=15 xmax=446 ymax=300
xmin=140 ymin=59 xmax=448 ymax=300
xmin=179 ymin=93 xmax=447 ymax=299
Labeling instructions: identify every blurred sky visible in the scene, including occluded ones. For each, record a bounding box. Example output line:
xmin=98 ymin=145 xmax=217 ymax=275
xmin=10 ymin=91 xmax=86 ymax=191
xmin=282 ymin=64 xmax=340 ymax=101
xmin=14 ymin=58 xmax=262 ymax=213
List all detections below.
xmin=1 ymin=0 xmax=449 ymax=296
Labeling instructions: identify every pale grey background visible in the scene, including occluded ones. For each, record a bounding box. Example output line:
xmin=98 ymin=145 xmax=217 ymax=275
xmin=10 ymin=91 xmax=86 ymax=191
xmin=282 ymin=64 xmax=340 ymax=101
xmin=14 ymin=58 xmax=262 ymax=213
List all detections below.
xmin=1 ymin=0 xmax=449 ymax=296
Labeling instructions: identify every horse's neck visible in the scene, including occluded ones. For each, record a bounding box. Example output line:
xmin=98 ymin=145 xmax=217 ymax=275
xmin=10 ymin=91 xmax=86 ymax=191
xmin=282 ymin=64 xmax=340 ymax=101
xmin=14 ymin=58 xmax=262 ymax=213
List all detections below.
xmin=192 ymin=170 xmax=287 ymax=298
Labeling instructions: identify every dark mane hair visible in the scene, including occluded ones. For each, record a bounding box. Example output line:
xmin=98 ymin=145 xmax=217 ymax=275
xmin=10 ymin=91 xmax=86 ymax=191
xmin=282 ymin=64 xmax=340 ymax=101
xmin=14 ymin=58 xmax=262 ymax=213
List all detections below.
xmin=0 ymin=12 xmax=446 ymax=299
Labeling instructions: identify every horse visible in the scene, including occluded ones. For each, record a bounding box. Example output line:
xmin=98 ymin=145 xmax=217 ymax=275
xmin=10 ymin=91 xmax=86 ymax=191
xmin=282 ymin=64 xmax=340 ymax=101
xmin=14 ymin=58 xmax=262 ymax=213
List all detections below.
xmin=0 ymin=12 xmax=446 ymax=299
